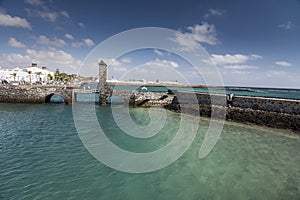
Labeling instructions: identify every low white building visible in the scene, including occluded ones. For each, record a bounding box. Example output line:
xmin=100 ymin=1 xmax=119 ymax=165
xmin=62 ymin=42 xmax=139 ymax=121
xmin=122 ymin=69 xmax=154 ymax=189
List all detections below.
xmin=0 ymin=63 xmax=54 ymax=84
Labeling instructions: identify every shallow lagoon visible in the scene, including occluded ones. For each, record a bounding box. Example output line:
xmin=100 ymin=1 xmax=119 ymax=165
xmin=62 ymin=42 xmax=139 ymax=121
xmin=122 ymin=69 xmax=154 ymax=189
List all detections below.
xmin=0 ymin=103 xmax=299 ymax=199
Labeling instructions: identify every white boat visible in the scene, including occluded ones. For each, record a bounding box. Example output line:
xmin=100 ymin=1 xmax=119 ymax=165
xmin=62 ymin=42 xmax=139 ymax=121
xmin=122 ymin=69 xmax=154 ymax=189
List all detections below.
xmin=141 ymin=86 xmax=148 ymax=91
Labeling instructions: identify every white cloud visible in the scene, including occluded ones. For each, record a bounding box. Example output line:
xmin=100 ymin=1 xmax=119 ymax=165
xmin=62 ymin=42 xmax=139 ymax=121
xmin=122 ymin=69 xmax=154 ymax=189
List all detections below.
xmin=249 ymin=54 xmax=263 ymax=60
xmin=60 ymin=10 xmax=69 ymax=18
xmin=186 ymin=22 xmax=219 ymax=45
xmin=102 ymin=58 xmax=128 ymax=73
xmin=121 ymin=57 xmax=131 ymax=63
xmin=275 ymin=61 xmax=292 ymax=67
xmin=0 ymin=13 xmax=32 ymax=29
xmin=204 ymin=8 xmax=226 ymax=18
xmin=145 ymin=58 xmax=179 ymax=68
xmin=83 ymin=38 xmax=94 ymax=47
xmin=35 ymin=10 xmax=57 ymax=22
xmin=0 ymin=48 xmax=82 ymax=73
xmin=71 ymin=42 xmax=80 ymax=48
xmin=8 ymin=37 xmax=26 ymax=48
xmin=78 ymin=22 xmax=85 ymax=28
xmin=278 ymin=21 xmax=294 ymax=29
xmin=154 ymin=49 xmax=164 ymax=56
xmin=101 ymin=58 xmax=122 ymax=67
xmin=170 ymin=32 xmax=200 ymax=52
xmin=210 ymin=54 xmax=263 ymax=65
xmin=25 ymin=3 xmax=69 ymax=23
xmin=72 ymin=38 xmax=95 ymax=48
xmin=25 ymin=7 xmax=59 ymax=22
xmin=209 ymin=8 xmax=225 ymax=16
xmin=0 ymin=53 xmax=31 ymax=67
xmin=220 ymin=69 xmax=300 ymax=88
xmin=204 ymin=54 xmax=262 ymax=82
xmin=25 ymin=0 xmax=43 ymax=6
xmin=171 ymin=22 xmax=219 ymax=51
xmin=116 ymin=59 xmax=183 ymax=82
xmin=64 ymin=33 xmax=74 ymax=40
xmin=25 ymin=48 xmax=81 ymax=67
xmin=104 ymin=58 xmax=181 ymax=82
xmin=223 ymin=65 xmax=258 ymax=70
xmin=37 ymin=35 xmax=66 ymax=47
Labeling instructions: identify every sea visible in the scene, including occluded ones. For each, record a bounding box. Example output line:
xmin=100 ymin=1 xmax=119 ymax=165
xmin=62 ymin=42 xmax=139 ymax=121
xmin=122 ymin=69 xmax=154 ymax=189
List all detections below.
xmin=0 ymin=98 xmax=300 ymax=199
xmin=81 ymin=84 xmax=300 ymax=100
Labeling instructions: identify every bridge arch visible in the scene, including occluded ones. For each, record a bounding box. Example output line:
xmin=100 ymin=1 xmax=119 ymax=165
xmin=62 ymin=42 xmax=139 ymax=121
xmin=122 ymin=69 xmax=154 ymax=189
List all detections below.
xmin=45 ymin=93 xmax=69 ymax=104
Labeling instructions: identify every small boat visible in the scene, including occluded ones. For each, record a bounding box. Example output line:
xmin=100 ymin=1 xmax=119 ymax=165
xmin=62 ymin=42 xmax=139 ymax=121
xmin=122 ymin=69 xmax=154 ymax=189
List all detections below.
xmin=141 ymin=86 xmax=148 ymax=91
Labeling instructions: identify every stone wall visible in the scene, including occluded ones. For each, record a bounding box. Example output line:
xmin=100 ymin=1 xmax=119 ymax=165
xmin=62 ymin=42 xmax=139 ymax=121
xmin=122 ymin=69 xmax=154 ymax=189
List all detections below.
xmin=0 ymin=85 xmax=73 ymax=104
xmin=166 ymin=91 xmax=300 ymax=132
xmin=231 ymin=95 xmax=300 ymax=115
xmin=172 ymin=91 xmax=300 ymax=115
xmin=173 ymin=91 xmax=225 ymax=106
xmin=164 ymin=103 xmax=300 ymax=131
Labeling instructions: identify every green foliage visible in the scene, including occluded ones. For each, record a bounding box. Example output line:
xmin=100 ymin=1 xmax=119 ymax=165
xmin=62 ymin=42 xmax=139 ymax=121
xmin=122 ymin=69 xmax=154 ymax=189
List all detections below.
xmin=54 ymin=69 xmax=77 ymax=82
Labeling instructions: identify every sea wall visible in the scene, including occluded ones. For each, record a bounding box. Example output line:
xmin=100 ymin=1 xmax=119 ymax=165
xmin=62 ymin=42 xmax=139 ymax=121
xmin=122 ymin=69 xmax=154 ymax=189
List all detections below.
xmin=173 ymin=91 xmax=300 ymax=115
xmin=0 ymin=85 xmax=74 ymax=104
xmin=166 ymin=91 xmax=300 ymax=132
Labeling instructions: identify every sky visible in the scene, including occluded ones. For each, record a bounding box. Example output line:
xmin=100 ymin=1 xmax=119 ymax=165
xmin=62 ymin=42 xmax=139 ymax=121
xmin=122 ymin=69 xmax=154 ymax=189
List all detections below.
xmin=0 ymin=0 xmax=299 ymax=88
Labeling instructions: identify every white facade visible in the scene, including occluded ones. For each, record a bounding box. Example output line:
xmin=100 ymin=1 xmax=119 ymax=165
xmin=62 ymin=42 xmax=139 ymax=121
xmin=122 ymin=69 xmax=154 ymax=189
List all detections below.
xmin=0 ymin=65 xmax=54 ymax=83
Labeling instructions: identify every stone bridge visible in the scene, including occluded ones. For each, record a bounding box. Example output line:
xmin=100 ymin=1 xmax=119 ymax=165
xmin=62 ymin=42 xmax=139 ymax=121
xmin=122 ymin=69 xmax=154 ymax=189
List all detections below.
xmin=0 ymin=85 xmax=77 ymax=104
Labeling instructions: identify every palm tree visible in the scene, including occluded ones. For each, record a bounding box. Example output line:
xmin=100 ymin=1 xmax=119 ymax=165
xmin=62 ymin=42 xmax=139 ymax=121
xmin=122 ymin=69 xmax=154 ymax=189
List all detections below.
xmin=36 ymin=72 xmax=42 ymax=82
xmin=70 ymin=74 xmax=77 ymax=81
xmin=47 ymin=74 xmax=53 ymax=82
xmin=59 ymin=73 xmax=68 ymax=82
xmin=12 ymin=73 xmax=17 ymax=82
xmin=28 ymin=71 xmax=32 ymax=83
xmin=55 ymin=68 xmax=60 ymax=81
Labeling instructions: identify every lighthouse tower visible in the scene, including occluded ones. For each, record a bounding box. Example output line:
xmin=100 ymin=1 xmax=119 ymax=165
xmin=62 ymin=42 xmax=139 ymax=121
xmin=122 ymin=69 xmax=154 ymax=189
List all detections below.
xmin=98 ymin=60 xmax=112 ymax=105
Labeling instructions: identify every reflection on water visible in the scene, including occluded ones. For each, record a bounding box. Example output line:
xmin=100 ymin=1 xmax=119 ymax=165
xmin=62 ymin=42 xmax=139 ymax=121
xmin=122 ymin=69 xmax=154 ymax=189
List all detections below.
xmin=49 ymin=94 xmax=65 ymax=103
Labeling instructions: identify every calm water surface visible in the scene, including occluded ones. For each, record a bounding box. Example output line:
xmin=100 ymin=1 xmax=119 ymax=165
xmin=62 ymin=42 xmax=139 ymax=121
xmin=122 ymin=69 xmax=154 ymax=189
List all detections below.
xmin=0 ymin=103 xmax=299 ymax=199
xmin=84 ymin=84 xmax=300 ymax=100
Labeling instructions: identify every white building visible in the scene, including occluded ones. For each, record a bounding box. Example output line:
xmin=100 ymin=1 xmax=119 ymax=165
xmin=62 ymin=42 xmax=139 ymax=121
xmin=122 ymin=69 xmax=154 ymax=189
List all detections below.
xmin=0 ymin=63 xmax=54 ymax=84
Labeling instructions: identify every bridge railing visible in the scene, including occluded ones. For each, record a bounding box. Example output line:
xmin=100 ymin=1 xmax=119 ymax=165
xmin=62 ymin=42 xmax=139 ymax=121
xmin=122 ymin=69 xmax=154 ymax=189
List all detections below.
xmin=74 ymin=89 xmax=99 ymax=94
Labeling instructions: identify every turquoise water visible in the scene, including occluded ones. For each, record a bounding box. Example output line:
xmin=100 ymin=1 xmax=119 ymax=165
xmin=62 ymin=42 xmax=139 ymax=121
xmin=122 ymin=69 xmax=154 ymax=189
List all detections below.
xmin=0 ymin=103 xmax=299 ymax=199
xmin=82 ymin=84 xmax=300 ymax=100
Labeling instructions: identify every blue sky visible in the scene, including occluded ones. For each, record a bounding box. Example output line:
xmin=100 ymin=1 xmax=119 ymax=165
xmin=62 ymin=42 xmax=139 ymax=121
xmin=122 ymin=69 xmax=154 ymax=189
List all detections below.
xmin=0 ymin=0 xmax=299 ymax=88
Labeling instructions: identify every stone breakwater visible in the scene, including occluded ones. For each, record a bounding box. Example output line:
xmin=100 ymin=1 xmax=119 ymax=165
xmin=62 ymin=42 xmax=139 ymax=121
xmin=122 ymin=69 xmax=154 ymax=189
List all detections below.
xmin=170 ymin=91 xmax=300 ymax=114
xmin=164 ymin=91 xmax=300 ymax=132
xmin=114 ymin=90 xmax=300 ymax=131
xmin=130 ymin=91 xmax=174 ymax=107
xmin=0 ymin=85 xmax=75 ymax=104
xmin=111 ymin=90 xmax=174 ymax=107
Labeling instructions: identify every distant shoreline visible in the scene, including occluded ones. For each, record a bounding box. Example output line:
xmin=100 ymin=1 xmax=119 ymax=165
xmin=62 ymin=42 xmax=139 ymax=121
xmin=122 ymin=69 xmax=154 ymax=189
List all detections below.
xmin=106 ymin=81 xmax=208 ymax=88
xmin=101 ymin=81 xmax=300 ymax=91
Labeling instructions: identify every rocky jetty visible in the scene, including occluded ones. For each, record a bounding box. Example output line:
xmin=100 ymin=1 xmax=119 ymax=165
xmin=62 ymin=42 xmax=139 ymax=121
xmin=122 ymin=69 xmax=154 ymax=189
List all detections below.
xmin=164 ymin=91 xmax=300 ymax=132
